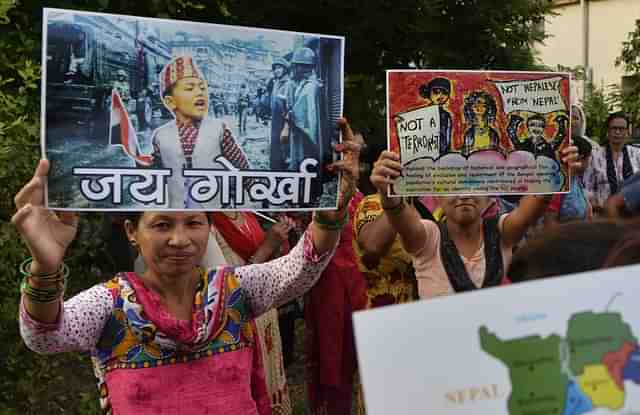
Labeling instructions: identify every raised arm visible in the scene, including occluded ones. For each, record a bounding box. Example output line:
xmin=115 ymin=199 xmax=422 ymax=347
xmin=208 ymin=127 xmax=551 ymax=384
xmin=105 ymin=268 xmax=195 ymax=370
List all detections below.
xmin=19 ymin=284 xmax=113 ymax=354
xmin=236 ymin=117 xmax=361 ymax=316
xmin=369 ymin=151 xmax=426 ymax=254
xmin=502 ymin=145 xmax=580 ymax=246
xmin=13 ymin=160 xmax=113 ymax=354
xmin=235 ymin=228 xmax=335 ymax=316
xmin=507 ymin=114 xmax=524 ymax=149
xmin=356 ymin=195 xmax=399 ymax=268
xmin=12 ymin=160 xmax=78 ymax=324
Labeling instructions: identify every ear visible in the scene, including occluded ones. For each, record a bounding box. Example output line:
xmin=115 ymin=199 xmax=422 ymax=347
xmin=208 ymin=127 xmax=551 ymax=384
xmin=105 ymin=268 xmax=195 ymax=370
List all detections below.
xmin=163 ymin=95 xmax=176 ymax=112
xmin=124 ymin=220 xmax=137 ymax=243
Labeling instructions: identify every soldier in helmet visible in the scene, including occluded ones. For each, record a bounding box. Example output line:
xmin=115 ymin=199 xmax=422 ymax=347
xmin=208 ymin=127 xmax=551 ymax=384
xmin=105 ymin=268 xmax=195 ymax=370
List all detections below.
xmin=267 ymin=57 xmax=291 ymax=170
xmin=286 ymin=47 xmax=322 ymax=182
xmin=113 ymin=69 xmax=131 ymax=103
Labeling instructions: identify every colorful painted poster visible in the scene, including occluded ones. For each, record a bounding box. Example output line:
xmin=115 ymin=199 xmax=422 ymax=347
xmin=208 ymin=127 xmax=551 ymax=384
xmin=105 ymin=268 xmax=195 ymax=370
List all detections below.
xmin=387 ymin=70 xmax=572 ymax=196
xmin=42 ymin=8 xmax=344 ymax=211
xmin=353 ymin=264 xmax=640 ymax=415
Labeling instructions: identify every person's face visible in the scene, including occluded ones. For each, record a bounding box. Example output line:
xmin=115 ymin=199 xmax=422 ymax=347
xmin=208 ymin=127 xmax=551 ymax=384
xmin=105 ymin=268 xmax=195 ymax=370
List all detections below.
xmin=440 ymin=196 xmax=487 ymax=226
xmin=571 ymin=111 xmax=582 ymax=136
xmin=118 ymin=74 xmax=126 ymax=81
xmin=292 ymin=64 xmax=311 ymax=81
xmin=125 ymin=212 xmax=210 ymax=279
xmin=527 ymin=119 xmax=546 ymax=139
xmin=164 ymin=77 xmax=209 ymax=120
xmin=273 ymin=65 xmax=285 ymax=79
xmin=607 ymin=117 xmax=630 ymax=147
xmin=472 ymin=98 xmax=487 ymax=117
xmin=430 ymin=88 xmax=449 ymax=106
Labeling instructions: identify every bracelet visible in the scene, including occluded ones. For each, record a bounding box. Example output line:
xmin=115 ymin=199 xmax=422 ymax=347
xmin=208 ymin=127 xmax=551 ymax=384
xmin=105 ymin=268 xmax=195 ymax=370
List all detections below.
xmin=19 ymin=258 xmax=69 ymax=283
xmin=20 ymin=277 xmax=66 ymax=304
xmin=382 ymin=198 xmax=405 ymax=216
xmin=313 ymin=210 xmax=349 ymax=231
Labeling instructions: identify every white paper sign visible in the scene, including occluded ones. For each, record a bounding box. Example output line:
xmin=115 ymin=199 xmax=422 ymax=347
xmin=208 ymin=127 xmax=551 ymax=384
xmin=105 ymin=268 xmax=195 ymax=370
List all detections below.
xmin=493 ymin=76 xmax=567 ymax=114
xmin=395 ymin=105 xmax=440 ymax=165
xmin=354 ymin=264 xmax=640 ymax=415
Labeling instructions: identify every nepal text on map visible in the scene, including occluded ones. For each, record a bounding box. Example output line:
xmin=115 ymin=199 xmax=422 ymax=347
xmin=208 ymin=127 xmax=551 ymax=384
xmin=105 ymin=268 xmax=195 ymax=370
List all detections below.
xmin=479 ymin=310 xmax=640 ymax=415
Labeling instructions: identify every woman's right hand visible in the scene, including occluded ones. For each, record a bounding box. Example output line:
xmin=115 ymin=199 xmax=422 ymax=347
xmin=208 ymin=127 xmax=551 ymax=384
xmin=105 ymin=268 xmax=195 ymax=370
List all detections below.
xmin=263 ymin=218 xmax=294 ymax=251
xmin=12 ymin=159 xmax=78 ymax=274
xmin=370 ymin=151 xmax=402 ymax=196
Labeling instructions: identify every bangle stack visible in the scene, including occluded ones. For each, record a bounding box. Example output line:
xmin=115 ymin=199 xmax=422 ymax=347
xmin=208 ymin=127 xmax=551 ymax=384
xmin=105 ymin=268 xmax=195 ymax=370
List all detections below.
xmin=313 ymin=210 xmax=349 ymax=231
xmin=382 ymin=198 xmax=405 ymax=216
xmin=19 ymin=258 xmax=69 ymax=304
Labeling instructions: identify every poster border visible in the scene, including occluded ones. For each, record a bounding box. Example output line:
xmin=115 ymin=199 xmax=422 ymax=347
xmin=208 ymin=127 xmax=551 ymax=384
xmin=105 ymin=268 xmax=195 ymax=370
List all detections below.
xmin=41 ymin=8 xmax=346 ymax=212
xmin=385 ymin=69 xmax=573 ymax=198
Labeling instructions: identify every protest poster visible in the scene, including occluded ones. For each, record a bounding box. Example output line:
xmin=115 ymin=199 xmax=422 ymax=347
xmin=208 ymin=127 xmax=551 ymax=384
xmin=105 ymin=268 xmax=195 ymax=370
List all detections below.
xmin=353 ymin=263 xmax=640 ymax=415
xmin=42 ymin=8 xmax=344 ymax=211
xmin=387 ymin=70 xmax=572 ymax=196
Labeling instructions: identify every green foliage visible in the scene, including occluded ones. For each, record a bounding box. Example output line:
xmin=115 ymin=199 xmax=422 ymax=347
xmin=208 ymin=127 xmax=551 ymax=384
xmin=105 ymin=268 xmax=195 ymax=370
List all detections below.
xmin=582 ymin=82 xmax=614 ymax=144
xmin=614 ymin=18 xmax=640 ymax=129
xmin=0 ymin=0 xmax=556 ymax=412
xmin=224 ymin=0 xmax=553 ymax=152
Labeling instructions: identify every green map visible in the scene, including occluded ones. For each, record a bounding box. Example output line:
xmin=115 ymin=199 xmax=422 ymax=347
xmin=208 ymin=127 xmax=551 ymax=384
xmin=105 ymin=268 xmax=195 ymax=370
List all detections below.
xmin=480 ymin=311 xmax=640 ymax=415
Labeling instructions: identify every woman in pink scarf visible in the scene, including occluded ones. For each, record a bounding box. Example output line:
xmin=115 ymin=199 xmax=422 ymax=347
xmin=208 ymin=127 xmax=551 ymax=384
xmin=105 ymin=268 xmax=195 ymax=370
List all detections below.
xmin=14 ymin=120 xmax=360 ymax=415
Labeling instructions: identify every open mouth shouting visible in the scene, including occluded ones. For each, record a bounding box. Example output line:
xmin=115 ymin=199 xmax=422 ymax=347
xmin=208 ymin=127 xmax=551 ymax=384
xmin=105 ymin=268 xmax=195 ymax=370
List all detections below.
xmin=194 ymin=98 xmax=207 ymax=111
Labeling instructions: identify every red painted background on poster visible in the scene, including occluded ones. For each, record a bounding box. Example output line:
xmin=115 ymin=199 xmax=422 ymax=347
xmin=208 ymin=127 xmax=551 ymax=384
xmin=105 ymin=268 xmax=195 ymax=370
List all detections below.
xmin=387 ymin=71 xmax=571 ymax=154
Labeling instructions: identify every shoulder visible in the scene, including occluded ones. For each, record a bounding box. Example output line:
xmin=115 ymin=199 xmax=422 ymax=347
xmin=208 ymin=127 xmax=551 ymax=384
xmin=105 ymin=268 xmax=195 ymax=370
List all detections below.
xmin=421 ymin=219 xmax=440 ymax=243
xmin=496 ymin=213 xmax=510 ymax=238
xmin=202 ymin=117 xmax=225 ymax=132
xmin=151 ymin=121 xmax=177 ymax=140
xmin=412 ymin=219 xmax=440 ymax=259
xmin=627 ymin=144 xmax=640 ymax=156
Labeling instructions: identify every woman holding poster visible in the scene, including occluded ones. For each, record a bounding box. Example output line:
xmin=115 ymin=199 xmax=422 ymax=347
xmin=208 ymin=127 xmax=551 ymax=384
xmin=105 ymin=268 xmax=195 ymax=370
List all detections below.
xmin=13 ymin=119 xmax=360 ymax=414
xmin=368 ymin=144 xmax=580 ymax=299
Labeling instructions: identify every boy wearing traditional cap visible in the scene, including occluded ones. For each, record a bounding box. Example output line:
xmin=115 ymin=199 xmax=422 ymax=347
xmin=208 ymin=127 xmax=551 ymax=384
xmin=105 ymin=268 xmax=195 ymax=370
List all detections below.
xmin=150 ymin=55 xmax=251 ymax=208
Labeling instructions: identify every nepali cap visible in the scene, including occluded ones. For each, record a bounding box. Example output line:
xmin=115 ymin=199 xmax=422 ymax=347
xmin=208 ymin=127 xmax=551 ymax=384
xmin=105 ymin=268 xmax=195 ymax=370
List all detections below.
xmin=159 ymin=56 xmax=205 ymax=97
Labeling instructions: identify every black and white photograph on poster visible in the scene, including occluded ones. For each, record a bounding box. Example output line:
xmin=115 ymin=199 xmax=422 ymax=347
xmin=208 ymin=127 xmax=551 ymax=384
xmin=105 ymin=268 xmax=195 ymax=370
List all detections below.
xmin=42 ymin=8 xmax=344 ymax=211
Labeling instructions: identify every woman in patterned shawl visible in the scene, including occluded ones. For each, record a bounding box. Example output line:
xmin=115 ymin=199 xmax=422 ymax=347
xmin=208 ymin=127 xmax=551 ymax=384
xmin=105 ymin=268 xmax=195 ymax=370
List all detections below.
xmin=14 ymin=119 xmax=360 ymax=415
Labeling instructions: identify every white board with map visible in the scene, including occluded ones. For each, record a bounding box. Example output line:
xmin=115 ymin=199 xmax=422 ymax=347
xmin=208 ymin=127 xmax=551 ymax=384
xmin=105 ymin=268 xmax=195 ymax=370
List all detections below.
xmin=353 ymin=264 xmax=640 ymax=415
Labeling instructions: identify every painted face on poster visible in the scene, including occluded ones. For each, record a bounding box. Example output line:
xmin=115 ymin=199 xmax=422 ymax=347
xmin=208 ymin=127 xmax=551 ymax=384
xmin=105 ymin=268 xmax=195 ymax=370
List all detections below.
xmin=386 ymin=70 xmax=571 ymax=197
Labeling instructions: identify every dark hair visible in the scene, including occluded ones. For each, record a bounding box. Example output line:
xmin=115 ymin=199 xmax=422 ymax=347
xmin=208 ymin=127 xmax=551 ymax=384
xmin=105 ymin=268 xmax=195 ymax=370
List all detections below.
xmin=163 ymin=84 xmax=175 ymax=98
xmin=603 ymin=231 xmax=640 ymax=268
xmin=123 ymin=212 xmax=144 ymax=228
xmin=606 ymin=111 xmax=630 ymax=129
xmin=508 ymin=220 xmax=640 ymax=282
xmin=419 ymin=77 xmax=451 ymax=99
xmin=463 ymin=91 xmax=497 ymax=125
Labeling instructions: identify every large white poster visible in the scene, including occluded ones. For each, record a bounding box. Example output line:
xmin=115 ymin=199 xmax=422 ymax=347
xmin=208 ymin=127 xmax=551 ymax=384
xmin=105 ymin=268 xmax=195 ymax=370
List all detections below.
xmin=42 ymin=8 xmax=344 ymax=211
xmin=354 ymin=264 xmax=640 ymax=415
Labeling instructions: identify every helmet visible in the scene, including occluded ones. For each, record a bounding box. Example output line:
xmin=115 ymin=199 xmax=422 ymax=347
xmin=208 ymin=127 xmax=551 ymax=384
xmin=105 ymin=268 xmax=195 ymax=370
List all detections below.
xmin=290 ymin=47 xmax=315 ymax=65
xmin=272 ymin=57 xmax=289 ymax=70
xmin=117 ymin=69 xmax=128 ymax=78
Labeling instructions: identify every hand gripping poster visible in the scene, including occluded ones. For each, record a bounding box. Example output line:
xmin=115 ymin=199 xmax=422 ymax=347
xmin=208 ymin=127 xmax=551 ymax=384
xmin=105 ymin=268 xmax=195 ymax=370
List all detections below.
xmin=387 ymin=70 xmax=572 ymax=196
xmin=42 ymin=8 xmax=344 ymax=211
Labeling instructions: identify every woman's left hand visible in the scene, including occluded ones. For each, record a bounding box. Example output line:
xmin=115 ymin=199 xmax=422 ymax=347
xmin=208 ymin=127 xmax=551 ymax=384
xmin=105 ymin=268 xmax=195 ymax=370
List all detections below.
xmin=324 ymin=118 xmax=361 ymax=218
